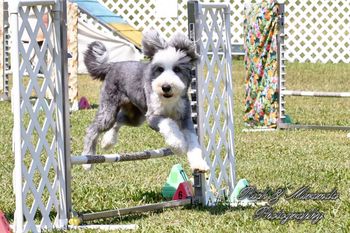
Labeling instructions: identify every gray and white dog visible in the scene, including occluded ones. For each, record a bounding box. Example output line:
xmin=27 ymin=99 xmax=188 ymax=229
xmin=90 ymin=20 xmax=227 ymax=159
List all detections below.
xmin=82 ymin=29 xmax=209 ymax=171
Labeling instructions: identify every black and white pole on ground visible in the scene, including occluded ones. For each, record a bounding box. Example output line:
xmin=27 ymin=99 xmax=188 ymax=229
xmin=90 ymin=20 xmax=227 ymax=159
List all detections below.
xmin=71 ymin=148 xmax=174 ymax=165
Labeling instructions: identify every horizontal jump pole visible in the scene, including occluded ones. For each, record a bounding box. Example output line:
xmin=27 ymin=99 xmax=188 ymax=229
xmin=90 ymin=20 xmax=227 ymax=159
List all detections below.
xmin=80 ymin=199 xmax=192 ymax=222
xmin=278 ymin=123 xmax=350 ymax=131
xmin=71 ymin=148 xmax=174 ymax=165
xmin=200 ymin=3 xmax=230 ymax=9
xmin=242 ymin=128 xmax=277 ymax=132
xmin=282 ymin=90 xmax=350 ymax=98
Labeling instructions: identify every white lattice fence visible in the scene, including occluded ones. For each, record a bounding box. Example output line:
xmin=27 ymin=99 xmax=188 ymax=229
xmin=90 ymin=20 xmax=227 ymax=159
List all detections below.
xmin=100 ymin=0 xmax=189 ymax=38
xmin=285 ymin=0 xmax=350 ymax=63
xmin=100 ymin=0 xmax=350 ymax=63
xmin=100 ymin=0 xmax=244 ymax=43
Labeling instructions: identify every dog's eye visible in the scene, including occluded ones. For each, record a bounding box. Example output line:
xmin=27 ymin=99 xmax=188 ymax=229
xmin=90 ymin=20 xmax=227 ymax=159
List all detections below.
xmin=156 ymin=66 xmax=164 ymax=73
xmin=173 ymin=66 xmax=181 ymax=73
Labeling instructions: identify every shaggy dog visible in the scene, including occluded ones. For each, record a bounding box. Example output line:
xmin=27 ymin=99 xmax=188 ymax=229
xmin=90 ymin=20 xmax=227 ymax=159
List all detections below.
xmin=82 ymin=29 xmax=209 ymax=171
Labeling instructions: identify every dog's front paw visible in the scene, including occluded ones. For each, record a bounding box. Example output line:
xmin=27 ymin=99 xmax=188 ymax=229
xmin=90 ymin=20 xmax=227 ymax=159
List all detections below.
xmin=166 ymin=134 xmax=187 ymax=154
xmin=190 ymin=158 xmax=209 ymax=172
xmin=187 ymin=148 xmax=209 ymax=172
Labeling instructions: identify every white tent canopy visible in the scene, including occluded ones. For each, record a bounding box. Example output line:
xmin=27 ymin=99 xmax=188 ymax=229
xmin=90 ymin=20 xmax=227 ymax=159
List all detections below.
xmin=76 ymin=15 xmax=142 ymax=74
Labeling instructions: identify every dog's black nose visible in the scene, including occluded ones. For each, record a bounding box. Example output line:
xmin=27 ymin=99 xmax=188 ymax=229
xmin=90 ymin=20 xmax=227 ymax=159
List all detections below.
xmin=162 ymin=84 xmax=171 ymax=93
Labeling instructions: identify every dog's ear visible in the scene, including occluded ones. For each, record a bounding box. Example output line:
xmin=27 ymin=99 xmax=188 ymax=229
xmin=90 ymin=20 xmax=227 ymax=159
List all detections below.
xmin=142 ymin=29 xmax=168 ymax=58
xmin=169 ymin=32 xmax=199 ymax=63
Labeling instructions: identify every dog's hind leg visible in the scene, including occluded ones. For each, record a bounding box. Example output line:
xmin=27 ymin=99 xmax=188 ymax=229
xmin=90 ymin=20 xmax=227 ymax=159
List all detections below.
xmin=100 ymin=122 xmax=121 ymax=150
xmin=83 ymin=103 xmax=119 ymax=170
xmin=101 ymin=104 xmax=146 ymax=150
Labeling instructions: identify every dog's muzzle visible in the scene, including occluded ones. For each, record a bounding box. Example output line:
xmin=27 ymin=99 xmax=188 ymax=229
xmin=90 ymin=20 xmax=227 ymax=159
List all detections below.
xmin=162 ymin=84 xmax=173 ymax=98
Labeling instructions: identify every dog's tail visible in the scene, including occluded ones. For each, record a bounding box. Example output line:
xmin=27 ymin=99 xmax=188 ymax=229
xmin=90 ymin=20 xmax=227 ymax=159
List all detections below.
xmin=84 ymin=41 xmax=110 ymax=81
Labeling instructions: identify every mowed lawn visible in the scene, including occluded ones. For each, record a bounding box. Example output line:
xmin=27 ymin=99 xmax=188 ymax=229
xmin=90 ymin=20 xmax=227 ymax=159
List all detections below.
xmin=0 ymin=61 xmax=349 ymax=232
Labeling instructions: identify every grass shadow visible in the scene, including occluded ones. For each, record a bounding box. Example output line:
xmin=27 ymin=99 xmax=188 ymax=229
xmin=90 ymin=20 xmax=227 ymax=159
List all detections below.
xmin=129 ymin=189 xmax=164 ymax=204
xmin=183 ymin=200 xmax=258 ymax=216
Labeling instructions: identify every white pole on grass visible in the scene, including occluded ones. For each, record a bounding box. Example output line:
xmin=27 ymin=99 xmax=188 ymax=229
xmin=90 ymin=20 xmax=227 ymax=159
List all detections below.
xmin=9 ymin=0 xmax=23 ymax=232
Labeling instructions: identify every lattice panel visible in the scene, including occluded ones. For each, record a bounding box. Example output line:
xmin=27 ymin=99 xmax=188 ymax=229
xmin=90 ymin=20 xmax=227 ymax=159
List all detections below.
xmin=100 ymin=0 xmax=244 ymax=43
xmin=100 ymin=0 xmax=349 ymax=63
xmin=194 ymin=3 xmax=236 ymax=205
xmin=100 ymin=0 xmax=187 ymax=38
xmin=285 ymin=0 xmax=350 ymax=63
xmin=12 ymin=3 xmax=67 ymax=233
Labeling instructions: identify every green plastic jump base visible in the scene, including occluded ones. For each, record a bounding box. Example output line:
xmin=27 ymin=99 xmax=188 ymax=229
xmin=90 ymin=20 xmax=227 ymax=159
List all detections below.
xmin=162 ymin=164 xmax=189 ymax=199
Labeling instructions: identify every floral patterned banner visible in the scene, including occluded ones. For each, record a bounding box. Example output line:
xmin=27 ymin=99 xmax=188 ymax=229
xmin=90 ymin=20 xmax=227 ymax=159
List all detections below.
xmin=243 ymin=0 xmax=279 ymax=128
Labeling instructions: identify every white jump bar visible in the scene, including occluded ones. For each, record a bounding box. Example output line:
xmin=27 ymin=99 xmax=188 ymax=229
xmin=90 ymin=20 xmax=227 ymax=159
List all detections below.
xmin=282 ymin=90 xmax=350 ymax=98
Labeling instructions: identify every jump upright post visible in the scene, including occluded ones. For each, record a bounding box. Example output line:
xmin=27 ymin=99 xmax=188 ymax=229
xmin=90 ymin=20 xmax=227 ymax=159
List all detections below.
xmin=243 ymin=0 xmax=350 ymax=130
xmin=276 ymin=2 xmax=350 ymax=131
xmin=10 ymin=0 xmax=235 ymax=232
xmin=0 ymin=1 xmax=10 ymax=101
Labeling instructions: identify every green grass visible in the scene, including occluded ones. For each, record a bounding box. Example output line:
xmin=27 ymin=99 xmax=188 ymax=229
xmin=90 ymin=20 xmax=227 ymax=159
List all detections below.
xmin=1 ymin=61 xmax=350 ymax=232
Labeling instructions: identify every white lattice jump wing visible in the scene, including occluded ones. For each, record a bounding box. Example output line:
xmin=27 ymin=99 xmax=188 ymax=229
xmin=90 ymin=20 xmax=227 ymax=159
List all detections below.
xmin=188 ymin=1 xmax=236 ymax=205
xmin=10 ymin=1 xmax=69 ymax=232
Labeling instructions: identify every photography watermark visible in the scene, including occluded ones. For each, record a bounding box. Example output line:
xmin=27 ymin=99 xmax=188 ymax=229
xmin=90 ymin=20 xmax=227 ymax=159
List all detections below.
xmin=238 ymin=185 xmax=340 ymax=224
xmin=253 ymin=206 xmax=324 ymax=224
